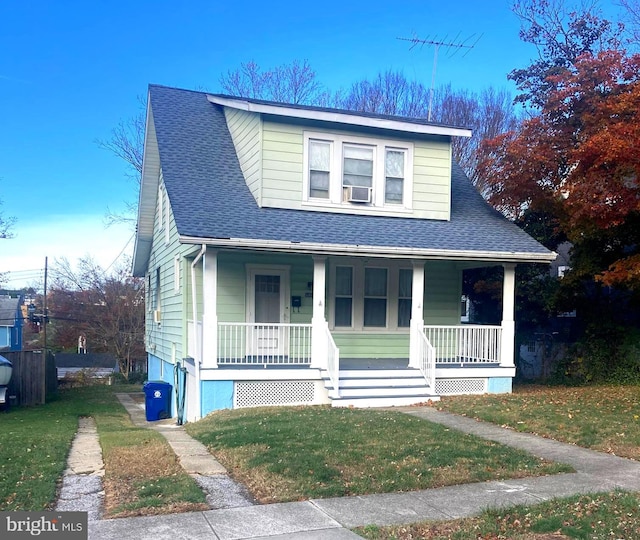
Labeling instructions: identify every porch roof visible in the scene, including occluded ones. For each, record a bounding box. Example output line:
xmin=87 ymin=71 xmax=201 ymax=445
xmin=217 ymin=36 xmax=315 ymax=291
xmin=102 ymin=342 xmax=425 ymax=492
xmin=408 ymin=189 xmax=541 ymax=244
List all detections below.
xmin=134 ymin=85 xmax=554 ymax=275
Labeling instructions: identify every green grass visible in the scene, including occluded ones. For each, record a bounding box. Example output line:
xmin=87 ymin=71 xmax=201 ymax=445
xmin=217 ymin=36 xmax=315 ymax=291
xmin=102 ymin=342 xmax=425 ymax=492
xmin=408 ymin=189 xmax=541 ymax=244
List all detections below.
xmin=0 ymin=385 xmax=130 ymax=511
xmin=436 ymin=385 xmax=640 ymax=460
xmin=186 ymin=405 xmax=571 ymax=503
xmin=0 ymin=385 xmax=207 ymax=516
xmin=356 ymin=491 xmax=640 ymax=539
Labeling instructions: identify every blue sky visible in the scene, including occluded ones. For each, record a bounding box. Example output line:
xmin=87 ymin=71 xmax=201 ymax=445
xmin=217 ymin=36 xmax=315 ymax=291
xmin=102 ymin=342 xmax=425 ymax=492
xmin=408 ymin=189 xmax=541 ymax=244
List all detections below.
xmin=0 ymin=0 xmax=622 ymax=289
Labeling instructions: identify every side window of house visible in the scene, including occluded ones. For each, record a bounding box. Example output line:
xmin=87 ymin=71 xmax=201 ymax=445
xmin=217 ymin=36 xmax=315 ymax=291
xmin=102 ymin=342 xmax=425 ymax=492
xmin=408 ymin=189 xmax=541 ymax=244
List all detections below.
xmin=174 ymin=256 xmax=180 ymax=292
xmin=155 ymin=267 xmax=161 ymax=312
xmin=334 ymin=266 xmax=353 ymax=327
xmin=158 ymin=185 xmax=164 ymax=231
xmin=398 ymin=268 xmax=412 ymax=327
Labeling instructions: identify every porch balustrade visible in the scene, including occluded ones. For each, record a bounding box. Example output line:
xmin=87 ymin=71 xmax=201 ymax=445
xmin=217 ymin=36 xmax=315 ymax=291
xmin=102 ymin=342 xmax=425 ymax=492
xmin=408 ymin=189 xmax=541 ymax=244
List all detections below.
xmin=323 ymin=323 xmax=340 ymax=398
xmin=415 ymin=327 xmax=436 ymax=389
xmin=217 ymin=323 xmax=313 ymax=366
xmin=423 ymin=325 xmax=502 ymax=364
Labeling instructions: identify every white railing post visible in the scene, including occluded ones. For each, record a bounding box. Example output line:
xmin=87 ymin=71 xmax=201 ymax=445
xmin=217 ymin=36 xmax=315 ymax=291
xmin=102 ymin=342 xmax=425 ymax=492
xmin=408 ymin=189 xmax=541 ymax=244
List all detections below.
xmin=311 ymin=256 xmax=328 ymax=369
xmin=500 ymin=263 xmax=516 ymax=368
xmin=409 ymin=261 xmax=425 ymax=369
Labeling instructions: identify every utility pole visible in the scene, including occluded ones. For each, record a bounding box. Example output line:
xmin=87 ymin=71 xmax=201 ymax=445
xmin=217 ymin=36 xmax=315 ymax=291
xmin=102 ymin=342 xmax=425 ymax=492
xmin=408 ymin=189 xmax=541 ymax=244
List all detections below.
xmin=398 ymin=34 xmax=481 ymax=121
xmin=42 ymin=256 xmax=48 ymax=404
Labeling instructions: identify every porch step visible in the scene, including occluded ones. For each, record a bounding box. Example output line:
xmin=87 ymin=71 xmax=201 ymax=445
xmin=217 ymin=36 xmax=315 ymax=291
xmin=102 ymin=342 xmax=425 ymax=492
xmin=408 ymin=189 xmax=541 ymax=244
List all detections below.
xmin=320 ymin=368 xmax=439 ymax=408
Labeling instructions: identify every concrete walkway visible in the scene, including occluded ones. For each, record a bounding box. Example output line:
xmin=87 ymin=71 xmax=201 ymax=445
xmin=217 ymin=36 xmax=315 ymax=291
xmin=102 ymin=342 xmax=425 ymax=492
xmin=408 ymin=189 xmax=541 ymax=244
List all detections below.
xmin=116 ymin=393 xmax=255 ymax=509
xmin=85 ymin=404 xmax=640 ymax=540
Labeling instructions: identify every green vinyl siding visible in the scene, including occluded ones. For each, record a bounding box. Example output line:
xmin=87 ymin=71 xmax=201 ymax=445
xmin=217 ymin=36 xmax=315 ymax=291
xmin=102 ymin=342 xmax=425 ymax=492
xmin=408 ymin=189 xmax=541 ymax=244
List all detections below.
xmin=145 ymin=178 xmax=188 ymax=365
xmin=228 ymin=112 xmax=452 ymax=220
xmin=332 ymin=333 xmax=409 ymax=358
xmin=424 ymin=261 xmax=462 ymax=325
xmin=224 ymin=108 xmax=262 ymax=204
xmin=216 ymin=251 xmax=314 ymax=324
xmin=412 ymin=140 xmax=451 ymax=219
xmin=261 ymin=122 xmax=304 ymax=205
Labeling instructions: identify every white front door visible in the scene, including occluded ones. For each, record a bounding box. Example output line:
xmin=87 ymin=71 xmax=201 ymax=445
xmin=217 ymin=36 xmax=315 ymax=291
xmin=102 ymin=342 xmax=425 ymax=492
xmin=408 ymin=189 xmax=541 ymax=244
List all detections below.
xmin=247 ymin=267 xmax=290 ymax=358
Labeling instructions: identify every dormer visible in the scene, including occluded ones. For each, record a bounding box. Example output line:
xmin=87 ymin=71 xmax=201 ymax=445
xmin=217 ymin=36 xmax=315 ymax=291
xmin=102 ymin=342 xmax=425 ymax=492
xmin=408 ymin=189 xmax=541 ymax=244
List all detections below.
xmin=208 ymin=95 xmax=471 ymax=221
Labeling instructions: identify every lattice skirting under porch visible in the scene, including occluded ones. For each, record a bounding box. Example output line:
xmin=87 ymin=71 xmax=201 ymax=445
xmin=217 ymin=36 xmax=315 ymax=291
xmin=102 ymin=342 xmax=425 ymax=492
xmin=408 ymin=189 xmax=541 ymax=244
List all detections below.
xmin=234 ymin=381 xmax=316 ymax=408
xmin=435 ymin=378 xmax=487 ymax=395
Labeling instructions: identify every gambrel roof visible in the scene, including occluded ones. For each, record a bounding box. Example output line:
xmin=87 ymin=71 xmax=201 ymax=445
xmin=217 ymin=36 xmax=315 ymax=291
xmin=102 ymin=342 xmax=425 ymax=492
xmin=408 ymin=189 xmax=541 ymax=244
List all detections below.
xmin=133 ymin=85 xmax=554 ymax=275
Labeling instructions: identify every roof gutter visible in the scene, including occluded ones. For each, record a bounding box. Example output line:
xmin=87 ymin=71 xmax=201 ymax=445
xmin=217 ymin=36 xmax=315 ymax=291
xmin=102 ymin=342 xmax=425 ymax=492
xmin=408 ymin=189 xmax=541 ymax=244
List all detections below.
xmin=207 ymin=95 xmax=472 ymax=138
xmin=179 ymin=235 xmax=557 ymax=264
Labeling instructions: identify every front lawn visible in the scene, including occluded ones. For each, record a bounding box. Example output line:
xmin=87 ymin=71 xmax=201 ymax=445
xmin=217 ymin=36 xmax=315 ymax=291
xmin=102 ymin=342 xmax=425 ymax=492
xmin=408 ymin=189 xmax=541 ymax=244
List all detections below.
xmin=436 ymin=385 xmax=640 ymax=460
xmin=185 ymin=405 xmax=571 ymax=503
xmin=0 ymin=385 xmax=207 ymax=516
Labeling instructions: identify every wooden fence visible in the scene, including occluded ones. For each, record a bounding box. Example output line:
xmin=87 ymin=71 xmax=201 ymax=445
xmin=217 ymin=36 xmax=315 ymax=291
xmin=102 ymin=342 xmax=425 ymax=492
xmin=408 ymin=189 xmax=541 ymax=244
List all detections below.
xmin=2 ymin=350 xmax=57 ymax=407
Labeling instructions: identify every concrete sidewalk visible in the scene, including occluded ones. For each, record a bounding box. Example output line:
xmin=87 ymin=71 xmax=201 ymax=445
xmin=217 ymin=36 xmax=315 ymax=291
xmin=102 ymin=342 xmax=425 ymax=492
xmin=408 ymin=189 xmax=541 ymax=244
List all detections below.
xmin=87 ymin=405 xmax=640 ymax=540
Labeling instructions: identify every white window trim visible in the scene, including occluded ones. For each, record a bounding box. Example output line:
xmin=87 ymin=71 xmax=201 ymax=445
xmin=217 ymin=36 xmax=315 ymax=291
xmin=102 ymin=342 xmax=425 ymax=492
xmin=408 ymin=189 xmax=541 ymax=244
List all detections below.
xmin=302 ymin=131 xmax=414 ymax=211
xmin=329 ymin=259 xmax=412 ymax=332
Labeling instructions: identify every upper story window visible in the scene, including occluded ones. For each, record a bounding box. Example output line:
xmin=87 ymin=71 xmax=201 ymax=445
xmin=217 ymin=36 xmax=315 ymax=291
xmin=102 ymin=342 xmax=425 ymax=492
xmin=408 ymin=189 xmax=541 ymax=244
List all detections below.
xmin=309 ymin=140 xmax=331 ymax=199
xmin=304 ymin=132 xmax=413 ymax=210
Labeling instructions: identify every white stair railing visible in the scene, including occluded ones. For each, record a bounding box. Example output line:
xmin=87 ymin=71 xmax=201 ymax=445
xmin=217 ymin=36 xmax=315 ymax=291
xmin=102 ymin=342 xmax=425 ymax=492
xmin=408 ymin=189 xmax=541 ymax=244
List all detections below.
xmin=415 ymin=326 xmax=436 ymax=390
xmin=324 ymin=324 xmax=340 ymax=398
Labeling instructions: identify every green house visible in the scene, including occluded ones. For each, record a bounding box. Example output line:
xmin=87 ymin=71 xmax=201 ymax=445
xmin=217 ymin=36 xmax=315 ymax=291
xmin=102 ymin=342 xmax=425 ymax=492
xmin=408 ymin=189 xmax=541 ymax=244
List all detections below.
xmin=132 ymin=85 xmax=555 ymax=422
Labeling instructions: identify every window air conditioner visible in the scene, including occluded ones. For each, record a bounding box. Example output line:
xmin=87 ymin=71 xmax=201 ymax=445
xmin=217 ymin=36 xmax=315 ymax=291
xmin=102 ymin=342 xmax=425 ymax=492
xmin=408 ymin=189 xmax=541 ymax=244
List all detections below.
xmin=153 ymin=309 xmax=162 ymax=323
xmin=346 ymin=186 xmax=372 ymax=203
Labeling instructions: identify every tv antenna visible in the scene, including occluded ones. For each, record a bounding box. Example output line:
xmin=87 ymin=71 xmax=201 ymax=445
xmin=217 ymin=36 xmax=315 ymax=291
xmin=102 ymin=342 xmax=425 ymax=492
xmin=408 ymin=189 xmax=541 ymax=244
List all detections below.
xmin=398 ymin=34 xmax=482 ymax=121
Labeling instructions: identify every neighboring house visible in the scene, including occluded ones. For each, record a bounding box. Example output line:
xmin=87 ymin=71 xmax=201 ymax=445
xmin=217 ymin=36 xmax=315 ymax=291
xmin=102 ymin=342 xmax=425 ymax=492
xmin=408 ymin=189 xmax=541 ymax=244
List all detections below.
xmin=0 ymin=295 xmax=23 ymax=351
xmin=55 ymin=353 xmax=117 ymax=380
xmin=132 ymin=85 xmax=556 ymax=422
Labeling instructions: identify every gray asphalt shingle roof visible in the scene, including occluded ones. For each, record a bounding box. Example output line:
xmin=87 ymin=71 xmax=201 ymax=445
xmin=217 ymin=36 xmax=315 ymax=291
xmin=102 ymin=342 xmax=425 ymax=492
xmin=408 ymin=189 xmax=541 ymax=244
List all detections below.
xmin=0 ymin=297 xmax=20 ymax=327
xmin=148 ymin=84 xmax=553 ymax=260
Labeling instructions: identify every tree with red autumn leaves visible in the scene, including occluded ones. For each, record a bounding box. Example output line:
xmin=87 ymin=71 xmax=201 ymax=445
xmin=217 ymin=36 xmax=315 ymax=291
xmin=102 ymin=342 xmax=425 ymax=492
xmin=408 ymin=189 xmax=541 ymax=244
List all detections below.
xmin=480 ymin=34 xmax=640 ymax=289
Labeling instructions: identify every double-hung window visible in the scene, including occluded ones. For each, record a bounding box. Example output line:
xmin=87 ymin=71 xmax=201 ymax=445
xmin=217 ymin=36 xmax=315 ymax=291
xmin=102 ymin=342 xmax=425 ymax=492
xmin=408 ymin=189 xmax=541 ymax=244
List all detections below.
xmin=364 ymin=267 xmax=387 ymax=327
xmin=304 ymin=132 xmax=412 ymax=209
xmin=385 ymin=149 xmax=406 ymax=204
xmin=343 ymin=144 xmax=374 ymax=190
xmin=308 ymin=140 xmax=331 ymax=199
xmin=397 ymin=268 xmax=412 ymax=327
xmin=334 ymin=266 xmax=353 ymax=327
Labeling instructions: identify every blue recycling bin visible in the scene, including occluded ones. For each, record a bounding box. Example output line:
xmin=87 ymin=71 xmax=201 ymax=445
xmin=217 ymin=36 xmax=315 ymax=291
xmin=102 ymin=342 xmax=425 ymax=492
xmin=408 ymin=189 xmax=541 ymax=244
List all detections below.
xmin=143 ymin=381 xmax=172 ymax=421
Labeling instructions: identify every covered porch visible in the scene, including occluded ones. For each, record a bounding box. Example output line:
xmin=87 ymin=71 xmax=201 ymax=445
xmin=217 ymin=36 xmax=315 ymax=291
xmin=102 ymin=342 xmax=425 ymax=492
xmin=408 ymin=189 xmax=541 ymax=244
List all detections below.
xmin=185 ymin=248 xmax=517 ymax=411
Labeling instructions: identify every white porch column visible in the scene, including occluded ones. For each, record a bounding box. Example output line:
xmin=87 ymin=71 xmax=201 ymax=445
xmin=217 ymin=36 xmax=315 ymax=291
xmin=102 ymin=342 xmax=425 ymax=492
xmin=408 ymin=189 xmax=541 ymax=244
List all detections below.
xmin=500 ymin=263 xmax=516 ymax=367
xmin=409 ymin=260 xmax=425 ymax=369
xmin=202 ymin=249 xmax=218 ymax=369
xmin=310 ymin=256 xmax=328 ymax=369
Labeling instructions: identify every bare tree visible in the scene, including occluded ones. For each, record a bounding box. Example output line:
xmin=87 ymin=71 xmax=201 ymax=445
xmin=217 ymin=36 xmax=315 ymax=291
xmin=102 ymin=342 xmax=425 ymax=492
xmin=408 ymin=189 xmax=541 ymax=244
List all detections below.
xmin=220 ymin=59 xmax=324 ymax=104
xmin=0 ymin=184 xmax=15 ymax=239
xmin=339 ymin=73 xmax=518 ymax=188
xmin=50 ymin=257 xmax=146 ymax=378
xmin=95 ymin=97 xmax=146 ymax=226
xmin=509 ymin=0 xmax=624 ymax=108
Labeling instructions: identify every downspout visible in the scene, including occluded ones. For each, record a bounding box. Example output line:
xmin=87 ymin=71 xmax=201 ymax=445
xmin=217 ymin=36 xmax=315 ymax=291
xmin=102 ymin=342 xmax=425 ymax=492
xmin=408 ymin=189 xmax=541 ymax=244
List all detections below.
xmin=191 ymin=244 xmax=206 ymax=420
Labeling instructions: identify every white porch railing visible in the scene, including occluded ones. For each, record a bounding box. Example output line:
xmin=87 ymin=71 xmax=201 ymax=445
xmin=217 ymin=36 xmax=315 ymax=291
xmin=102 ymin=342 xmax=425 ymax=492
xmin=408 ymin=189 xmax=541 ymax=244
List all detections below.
xmin=424 ymin=325 xmax=502 ymax=364
xmin=324 ymin=323 xmax=340 ymax=398
xmin=217 ymin=323 xmax=313 ymax=366
xmin=415 ymin=327 xmax=436 ymax=389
